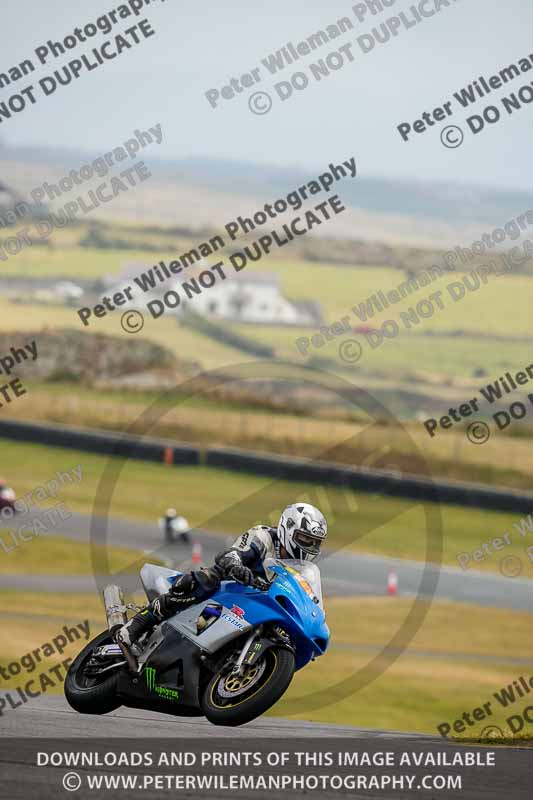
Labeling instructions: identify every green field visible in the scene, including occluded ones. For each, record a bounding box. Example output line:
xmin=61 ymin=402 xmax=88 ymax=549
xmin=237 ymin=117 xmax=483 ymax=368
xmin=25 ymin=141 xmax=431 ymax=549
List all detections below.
xmin=233 ymin=321 xmax=533 ymax=380
xmin=277 ymin=596 xmax=533 ymax=738
xmin=239 ymin=257 xmax=532 ymax=337
xmin=0 ymin=297 xmax=248 ymax=370
xmin=1 ymin=246 xmax=169 ymax=280
xmin=3 ymin=285 xmax=531 ymax=388
xmin=6 ymin=234 xmax=531 ymax=339
xmin=0 ymin=535 xmax=163 ymax=575
xmin=1 ymin=438 xmax=532 ymax=575
xmin=2 ymin=225 xmax=532 ymax=387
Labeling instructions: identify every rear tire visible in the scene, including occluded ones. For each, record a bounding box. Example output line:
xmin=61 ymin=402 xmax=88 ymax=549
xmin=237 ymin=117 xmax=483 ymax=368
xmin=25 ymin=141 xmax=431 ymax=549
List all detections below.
xmin=64 ymin=630 xmax=122 ymax=715
xmin=202 ymin=648 xmax=295 ymax=727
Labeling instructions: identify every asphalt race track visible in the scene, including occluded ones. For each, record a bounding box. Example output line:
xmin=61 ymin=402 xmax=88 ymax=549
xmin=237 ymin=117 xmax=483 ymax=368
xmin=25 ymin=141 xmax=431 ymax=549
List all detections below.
xmin=0 ymin=692 xmax=380 ymax=738
xmin=1 ymin=696 xmax=531 ymax=800
xmin=6 ymin=510 xmax=533 ymax=610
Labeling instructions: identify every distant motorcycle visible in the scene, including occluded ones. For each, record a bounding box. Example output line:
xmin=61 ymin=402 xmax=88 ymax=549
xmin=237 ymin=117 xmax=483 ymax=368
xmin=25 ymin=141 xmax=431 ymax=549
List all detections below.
xmin=0 ymin=480 xmax=16 ymax=513
xmin=159 ymin=510 xmax=190 ymax=544
xmin=65 ymin=558 xmax=329 ymax=726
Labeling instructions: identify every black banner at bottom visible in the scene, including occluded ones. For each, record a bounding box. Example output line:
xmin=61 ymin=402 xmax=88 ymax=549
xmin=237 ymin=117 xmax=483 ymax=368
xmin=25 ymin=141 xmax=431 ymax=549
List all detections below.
xmin=0 ymin=737 xmax=531 ymax=799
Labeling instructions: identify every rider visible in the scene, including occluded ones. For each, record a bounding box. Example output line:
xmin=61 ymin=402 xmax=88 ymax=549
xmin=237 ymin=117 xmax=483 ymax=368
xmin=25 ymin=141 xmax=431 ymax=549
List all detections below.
xmin=159 ymin=507 xmax=190 ymax=544
xmin=116 ymin=502 xmax=327 ymax=648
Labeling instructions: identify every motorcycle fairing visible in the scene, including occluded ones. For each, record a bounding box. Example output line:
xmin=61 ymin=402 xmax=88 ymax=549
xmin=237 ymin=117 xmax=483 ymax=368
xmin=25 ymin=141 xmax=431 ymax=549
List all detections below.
xmin=209 ymin=564 xmax=329 ymax=671
xmin=121 ymin=599 xmax=256 ymax=711
xmin=141 ymin=563 xmax=182 ymax=602
xmin=116 ymin=623 xmax=204 ymax=712
xmin=166 ymin=599 xmax=254 ymax=651
xmin=139 ymin=561 xmax=330 ymax=673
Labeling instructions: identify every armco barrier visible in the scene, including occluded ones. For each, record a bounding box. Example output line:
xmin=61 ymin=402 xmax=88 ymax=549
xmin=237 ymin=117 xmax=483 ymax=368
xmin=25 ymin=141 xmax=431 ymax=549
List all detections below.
xmin=205 ymin=446 xmax=533 ymax=513
xmin=0 ymin=419 xmax=199 ymax=465
xmin=0 ymin=419 xmax=532 ymax=513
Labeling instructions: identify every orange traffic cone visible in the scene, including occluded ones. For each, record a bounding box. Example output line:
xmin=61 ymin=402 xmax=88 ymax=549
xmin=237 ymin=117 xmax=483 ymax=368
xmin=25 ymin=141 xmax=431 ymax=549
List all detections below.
xmin=387 ymin=571 xmax=398 ymax=596
xmin=192 ymin=542 xmax=203 ymax=567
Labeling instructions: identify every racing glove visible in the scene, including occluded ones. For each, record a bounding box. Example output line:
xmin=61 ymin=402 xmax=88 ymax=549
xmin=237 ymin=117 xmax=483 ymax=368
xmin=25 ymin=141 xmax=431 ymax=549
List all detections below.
xmin=229 ymin=564 xmax=254 ymax=585
xmin=169 ymin=572 xmax=196 ymax=597
xmin=192 ymin=565 xmax=225 ymax=596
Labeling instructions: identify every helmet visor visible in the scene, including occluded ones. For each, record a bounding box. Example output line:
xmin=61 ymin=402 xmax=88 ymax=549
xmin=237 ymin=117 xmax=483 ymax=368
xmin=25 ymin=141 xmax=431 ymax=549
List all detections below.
xmin=293 ymin=529 xmax=322 ymax=556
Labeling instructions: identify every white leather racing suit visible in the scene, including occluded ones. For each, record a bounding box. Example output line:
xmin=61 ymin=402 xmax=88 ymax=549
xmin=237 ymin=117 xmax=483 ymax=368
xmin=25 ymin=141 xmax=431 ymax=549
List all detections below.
xmin=215 ymin=525 xmax=281 ymax=577
xmin=118 ymin=525 xmax=281 ymax=645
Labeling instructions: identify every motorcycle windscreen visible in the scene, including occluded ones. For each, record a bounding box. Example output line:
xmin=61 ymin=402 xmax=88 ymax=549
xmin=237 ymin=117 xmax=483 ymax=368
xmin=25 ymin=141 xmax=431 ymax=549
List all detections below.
xmin=263 ymin=558 xmax=324 ymax=610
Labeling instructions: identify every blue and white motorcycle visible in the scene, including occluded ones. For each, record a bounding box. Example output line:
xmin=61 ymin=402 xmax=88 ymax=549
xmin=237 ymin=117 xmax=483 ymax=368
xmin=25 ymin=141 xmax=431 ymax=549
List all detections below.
xmin=65 ymin=559 xmax=330 ymax=726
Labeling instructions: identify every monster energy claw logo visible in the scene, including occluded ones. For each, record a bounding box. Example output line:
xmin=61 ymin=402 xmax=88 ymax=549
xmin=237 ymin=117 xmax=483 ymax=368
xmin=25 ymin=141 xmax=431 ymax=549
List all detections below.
xmin=144 ymin=666 xmax=180 ymax=701
xmin=145 ymin=666 xmax=157 ymax=691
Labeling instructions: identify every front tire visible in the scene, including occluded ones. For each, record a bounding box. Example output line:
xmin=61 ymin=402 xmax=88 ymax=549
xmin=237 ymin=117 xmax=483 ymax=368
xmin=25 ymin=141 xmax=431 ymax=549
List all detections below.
xmin=64 ymin=630 xmax=122 ymax=715
xmin=202 ymin=648 xmax=295 ymax=727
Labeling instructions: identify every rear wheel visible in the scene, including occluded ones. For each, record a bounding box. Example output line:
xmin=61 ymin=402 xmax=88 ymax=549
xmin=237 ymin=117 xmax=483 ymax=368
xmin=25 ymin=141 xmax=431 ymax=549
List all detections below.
xmin=64 ymin=630 xmax=123 ymax=715
xmin=202 ymin=648 xmax=295 ymax=726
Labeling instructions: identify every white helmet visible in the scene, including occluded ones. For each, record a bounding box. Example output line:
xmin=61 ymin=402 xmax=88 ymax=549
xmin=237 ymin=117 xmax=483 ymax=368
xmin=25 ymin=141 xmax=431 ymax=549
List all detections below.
xmin=166 ymin=508 xmax=177 ymax=517
xmin=277 ymin=503 xmax=327 ymax=562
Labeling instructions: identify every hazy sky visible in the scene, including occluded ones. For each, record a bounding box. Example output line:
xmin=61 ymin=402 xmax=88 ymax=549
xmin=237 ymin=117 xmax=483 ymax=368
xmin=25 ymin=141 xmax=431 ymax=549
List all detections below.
xmin=2 ymin=0 xmax=532 ymax=191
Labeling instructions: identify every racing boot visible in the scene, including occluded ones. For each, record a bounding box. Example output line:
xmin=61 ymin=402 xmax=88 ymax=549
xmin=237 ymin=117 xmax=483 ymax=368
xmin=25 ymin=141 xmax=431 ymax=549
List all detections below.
xmin=116 ymin=607 xmax=157 ymax=648
xmin=116 ymin=568 xmax=223 ymax=648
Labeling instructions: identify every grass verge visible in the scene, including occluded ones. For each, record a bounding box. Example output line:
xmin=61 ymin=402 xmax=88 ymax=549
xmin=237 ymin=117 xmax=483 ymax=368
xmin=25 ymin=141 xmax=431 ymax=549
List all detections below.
xmin=0 ymin=534 xmax=162 ymax=575
xmin=275 ymin=597 xmax=533 ymax=739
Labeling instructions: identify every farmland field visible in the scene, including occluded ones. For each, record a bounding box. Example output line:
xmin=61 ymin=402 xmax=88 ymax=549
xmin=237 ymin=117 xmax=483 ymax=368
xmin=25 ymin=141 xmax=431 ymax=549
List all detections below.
xmin=4 ymin=238 xmax=531 ymax=335
xmin=2 ymin=250 xmax=532 ymax=384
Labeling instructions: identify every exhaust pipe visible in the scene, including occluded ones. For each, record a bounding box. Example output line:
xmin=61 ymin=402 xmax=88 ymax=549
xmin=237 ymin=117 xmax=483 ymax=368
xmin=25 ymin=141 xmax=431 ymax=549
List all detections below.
xmin=103 ymin=584 xmax=139 ymax=672
xmin=103 ymin=584 xmax=127 ymax=633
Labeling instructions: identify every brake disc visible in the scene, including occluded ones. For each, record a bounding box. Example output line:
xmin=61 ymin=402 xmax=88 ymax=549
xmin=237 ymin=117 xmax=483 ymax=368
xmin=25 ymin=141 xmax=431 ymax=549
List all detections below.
xmin=216 ymin=659 xmax=267 ymax=698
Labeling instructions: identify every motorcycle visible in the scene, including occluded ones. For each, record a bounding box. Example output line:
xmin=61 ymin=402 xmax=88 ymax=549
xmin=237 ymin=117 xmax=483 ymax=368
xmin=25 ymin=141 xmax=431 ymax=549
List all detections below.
xmin=0 ymin=481 xmax=16 ymax=513
xmin=65 ymin=558 xmax=329 ymax=726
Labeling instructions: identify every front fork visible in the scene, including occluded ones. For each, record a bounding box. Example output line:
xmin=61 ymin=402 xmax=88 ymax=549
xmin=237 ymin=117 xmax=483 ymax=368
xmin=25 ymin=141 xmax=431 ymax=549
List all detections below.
xmin=230 ymin=625 xmax=295 ymax=676
xmin=231 ymin=626 xmax=263 ymax=676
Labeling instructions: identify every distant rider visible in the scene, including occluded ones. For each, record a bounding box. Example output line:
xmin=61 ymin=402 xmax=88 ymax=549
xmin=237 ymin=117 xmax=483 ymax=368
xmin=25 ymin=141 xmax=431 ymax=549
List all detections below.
xmin=159 ymin=507 xmax=190 ymax=544
xmin=117 ymin=502 xmax=327 ymax=648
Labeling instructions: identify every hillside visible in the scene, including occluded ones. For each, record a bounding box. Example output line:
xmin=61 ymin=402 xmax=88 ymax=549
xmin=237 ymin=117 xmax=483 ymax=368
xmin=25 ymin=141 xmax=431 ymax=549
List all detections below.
xmin=1 ymin=144 xmax=532 ymax=248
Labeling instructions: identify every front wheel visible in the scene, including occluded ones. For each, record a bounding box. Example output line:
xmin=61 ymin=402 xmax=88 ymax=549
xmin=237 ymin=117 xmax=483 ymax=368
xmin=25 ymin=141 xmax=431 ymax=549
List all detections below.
xmin=202 ymin=648 xmax=295 ymax=726
xmin=64 ymin=630 xmax=122 ymax=715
